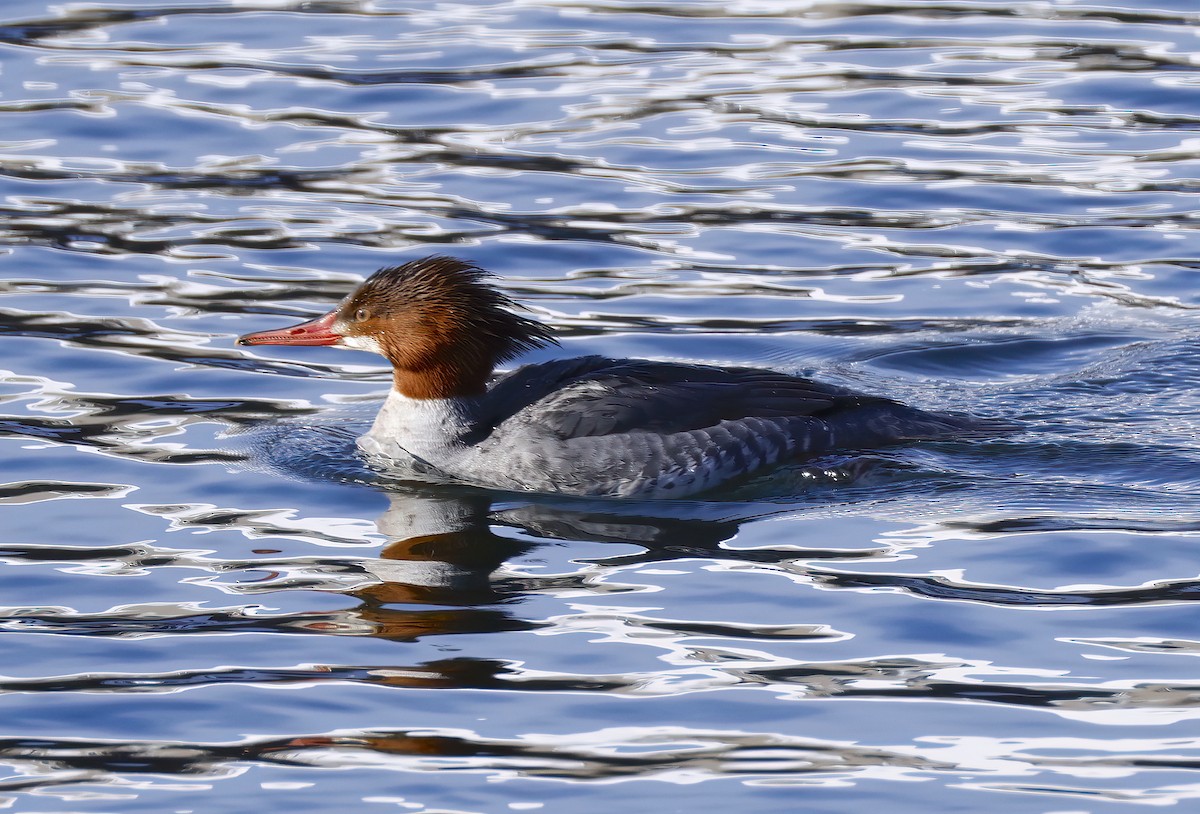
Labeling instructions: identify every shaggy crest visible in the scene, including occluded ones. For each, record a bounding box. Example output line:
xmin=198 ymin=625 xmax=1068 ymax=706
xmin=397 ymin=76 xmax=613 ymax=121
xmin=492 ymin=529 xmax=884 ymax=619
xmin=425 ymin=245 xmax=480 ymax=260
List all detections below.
xmin=344 ymin=256 xmax=557 ymax=398
xmin=348 ymin=257 xmax=555 ymax=362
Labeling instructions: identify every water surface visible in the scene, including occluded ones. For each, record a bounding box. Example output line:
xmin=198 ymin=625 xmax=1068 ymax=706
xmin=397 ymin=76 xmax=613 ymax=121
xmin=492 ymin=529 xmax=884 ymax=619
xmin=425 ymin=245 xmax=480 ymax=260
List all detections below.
xmin=3 ymin=1 xmax=1200 ymax=811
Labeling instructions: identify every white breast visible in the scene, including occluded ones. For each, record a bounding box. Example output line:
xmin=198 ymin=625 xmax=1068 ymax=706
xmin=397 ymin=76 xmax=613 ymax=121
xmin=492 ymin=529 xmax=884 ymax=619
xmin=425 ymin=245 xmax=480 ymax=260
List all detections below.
xmin=357 ymin=391 xmax=478 ymax=475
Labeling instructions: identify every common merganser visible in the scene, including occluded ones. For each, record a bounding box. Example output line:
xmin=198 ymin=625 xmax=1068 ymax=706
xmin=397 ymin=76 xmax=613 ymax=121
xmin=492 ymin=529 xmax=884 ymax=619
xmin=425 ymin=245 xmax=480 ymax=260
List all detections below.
xmin=238 ymin=256 xmax=993 ymax=498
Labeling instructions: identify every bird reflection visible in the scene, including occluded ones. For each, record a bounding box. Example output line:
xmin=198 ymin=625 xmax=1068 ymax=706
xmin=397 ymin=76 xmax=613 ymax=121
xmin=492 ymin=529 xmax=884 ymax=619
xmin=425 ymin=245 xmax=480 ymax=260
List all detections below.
xmin=329 ymin=485 xmax=842 ymax=645
xmin=360 ymin=489 xmax=529 ymax=606
xmin=348 ymin=487 xmax=738 ymax=606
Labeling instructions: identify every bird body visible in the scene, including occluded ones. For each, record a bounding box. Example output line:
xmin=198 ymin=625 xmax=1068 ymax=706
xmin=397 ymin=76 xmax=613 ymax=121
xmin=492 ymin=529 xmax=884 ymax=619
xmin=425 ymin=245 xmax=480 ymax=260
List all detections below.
xmin=239 ymin=257 xmax=992 ymax=498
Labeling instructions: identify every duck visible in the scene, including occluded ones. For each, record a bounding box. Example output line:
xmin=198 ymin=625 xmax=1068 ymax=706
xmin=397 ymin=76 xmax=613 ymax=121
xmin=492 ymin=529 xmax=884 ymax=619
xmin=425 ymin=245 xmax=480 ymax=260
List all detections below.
xmin=238 ymin=256 xmax=994 ymax=498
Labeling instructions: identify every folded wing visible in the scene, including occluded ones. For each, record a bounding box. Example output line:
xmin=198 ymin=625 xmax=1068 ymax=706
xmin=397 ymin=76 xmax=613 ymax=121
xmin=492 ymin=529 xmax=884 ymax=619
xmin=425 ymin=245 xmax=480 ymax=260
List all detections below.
xmin=482 ymin=356 xmax=891 ymax=440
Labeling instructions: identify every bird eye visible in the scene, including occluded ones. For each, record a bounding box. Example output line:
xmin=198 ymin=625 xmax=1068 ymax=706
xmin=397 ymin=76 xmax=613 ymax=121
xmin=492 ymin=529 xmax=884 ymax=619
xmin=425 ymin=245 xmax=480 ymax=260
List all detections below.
xmin=354 ymin=308 xmax=371 ymax=322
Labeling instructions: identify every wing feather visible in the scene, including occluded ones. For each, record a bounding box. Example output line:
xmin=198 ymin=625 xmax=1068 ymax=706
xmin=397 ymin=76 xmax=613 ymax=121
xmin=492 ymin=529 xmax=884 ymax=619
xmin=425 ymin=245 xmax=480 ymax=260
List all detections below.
xmin=482 ymin=357 xmax=893 ymax=440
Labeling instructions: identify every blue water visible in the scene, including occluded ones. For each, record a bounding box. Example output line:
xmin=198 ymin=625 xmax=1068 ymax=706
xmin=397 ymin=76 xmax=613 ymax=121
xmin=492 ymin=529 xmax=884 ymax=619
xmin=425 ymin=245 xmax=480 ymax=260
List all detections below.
xmin=4 ymin=1 xmax=1200 ymax=811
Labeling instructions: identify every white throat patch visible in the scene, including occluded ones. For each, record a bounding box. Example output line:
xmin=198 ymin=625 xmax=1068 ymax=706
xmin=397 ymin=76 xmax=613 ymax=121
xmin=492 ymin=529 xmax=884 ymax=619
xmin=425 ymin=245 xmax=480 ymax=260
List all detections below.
xmin=335 ymin=329 xmax=385 ymax=355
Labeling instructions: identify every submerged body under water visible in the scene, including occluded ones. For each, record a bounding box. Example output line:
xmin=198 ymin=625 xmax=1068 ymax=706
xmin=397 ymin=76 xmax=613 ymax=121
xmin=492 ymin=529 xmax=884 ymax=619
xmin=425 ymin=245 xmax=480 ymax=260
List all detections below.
xmin=3 ymin=0 xmax=1200 ymax=812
